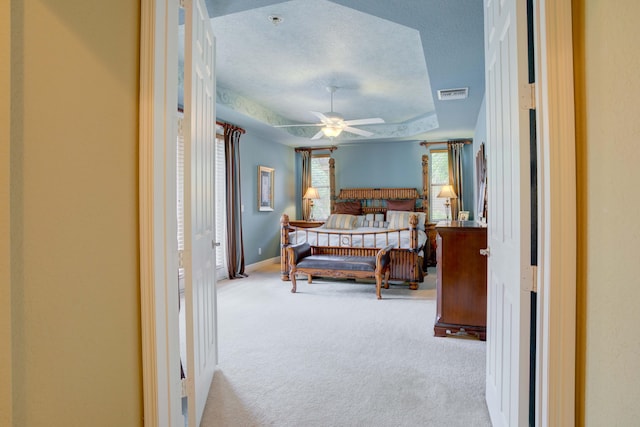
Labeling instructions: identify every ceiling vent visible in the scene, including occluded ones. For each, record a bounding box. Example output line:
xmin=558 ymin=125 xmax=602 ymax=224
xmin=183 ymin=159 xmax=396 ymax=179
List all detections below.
xmin=437 ymin=87 xmax=469 ymax=101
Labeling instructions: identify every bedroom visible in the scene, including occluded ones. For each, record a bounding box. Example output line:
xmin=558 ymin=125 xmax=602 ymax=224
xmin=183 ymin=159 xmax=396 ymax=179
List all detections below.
xmin=205 ymin=0 xmax=486 ymax=268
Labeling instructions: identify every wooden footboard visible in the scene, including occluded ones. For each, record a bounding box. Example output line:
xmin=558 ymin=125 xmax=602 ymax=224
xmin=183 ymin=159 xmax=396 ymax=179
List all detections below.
xmin=280 ymin=214 xmax=424 ymax=289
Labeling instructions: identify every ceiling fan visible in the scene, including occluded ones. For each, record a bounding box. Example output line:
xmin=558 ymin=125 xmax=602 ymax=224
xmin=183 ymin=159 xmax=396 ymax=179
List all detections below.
xmin=275 ymin=86 xmax=384 ymax=140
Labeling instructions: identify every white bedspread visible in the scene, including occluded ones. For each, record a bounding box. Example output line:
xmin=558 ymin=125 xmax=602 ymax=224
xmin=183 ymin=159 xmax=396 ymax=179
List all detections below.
xmin=288 ymin=226 xmax=427 ymax=250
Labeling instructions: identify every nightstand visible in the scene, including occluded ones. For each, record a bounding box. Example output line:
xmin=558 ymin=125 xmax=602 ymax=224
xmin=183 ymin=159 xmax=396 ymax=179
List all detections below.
xmin=289 ymin=220 xmax=325 ymax=228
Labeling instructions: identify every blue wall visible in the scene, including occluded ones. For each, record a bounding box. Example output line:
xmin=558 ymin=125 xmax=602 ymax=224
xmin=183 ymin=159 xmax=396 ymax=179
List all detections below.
xmin=332 ymin=141 xmax=425 ymax=189
xmin=239 ymin=131 xmax=295 ymax=265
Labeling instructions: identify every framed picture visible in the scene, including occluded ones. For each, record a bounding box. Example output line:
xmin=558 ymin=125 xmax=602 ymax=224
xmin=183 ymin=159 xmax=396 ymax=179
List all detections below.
xmin=459 ymin=211 xmax=469 ymax=221
xmin=258 ymin=165 xmax=274 ymax=211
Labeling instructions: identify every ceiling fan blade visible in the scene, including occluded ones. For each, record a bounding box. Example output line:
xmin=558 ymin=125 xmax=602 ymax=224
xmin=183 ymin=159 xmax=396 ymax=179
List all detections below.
xmin=310 ymin=111 xmax=329 ymax=122
xmin=310 ymin=130 xmax=326 ymax=140
xmin=273 ymin=123 xmax=324 ymax=128
xmin=343 ymin=126 xmax=374 ymax=137
xmin=343 ymin=117 xmax=385 ymax=126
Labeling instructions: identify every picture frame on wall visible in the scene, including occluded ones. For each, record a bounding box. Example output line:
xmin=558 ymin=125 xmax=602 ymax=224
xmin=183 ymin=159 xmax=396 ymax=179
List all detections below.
xmin=258 ymin=165 xmax=274 ymax=211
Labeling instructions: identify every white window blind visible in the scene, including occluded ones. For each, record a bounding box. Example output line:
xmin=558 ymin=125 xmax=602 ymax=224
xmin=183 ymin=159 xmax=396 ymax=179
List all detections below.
xmin=311 ymin=155 xmax=331 ymax=220
xmin=177 ymin=115 xmax=185 ymax=287
xmin=430 ymin=149 xmax=450 ymax=221
xmin=215 ymin=129 xmax=228 ymax=280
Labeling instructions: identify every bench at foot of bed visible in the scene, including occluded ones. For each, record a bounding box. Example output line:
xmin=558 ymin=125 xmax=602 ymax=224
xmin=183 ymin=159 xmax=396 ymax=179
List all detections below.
xmin=286 ymin=243 xmax=394 ymax=299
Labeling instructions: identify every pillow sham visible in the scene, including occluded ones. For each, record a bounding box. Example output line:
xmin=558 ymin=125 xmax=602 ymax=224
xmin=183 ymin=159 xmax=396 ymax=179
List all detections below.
xmin=386 ymin=199 xmax=416 ymax=212
xmin=386 ymin=210 xmax=427 ymax=231
xmin=333 ymin=201 xmax=362 ymax=215
xmin=324 ymin=214 xmax=358 ymax=230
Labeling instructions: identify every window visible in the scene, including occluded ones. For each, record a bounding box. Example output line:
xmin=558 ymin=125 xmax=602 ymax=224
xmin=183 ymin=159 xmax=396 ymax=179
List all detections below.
xmin=177 ymin=115 xmax=185 ymax=289
xmin=430 ymin=149 xmax=450 ymax=221
xmin=310 ymin=155 xmax=331 ymax=220
xmin=214 ymin=129 xmax=228 ymax=280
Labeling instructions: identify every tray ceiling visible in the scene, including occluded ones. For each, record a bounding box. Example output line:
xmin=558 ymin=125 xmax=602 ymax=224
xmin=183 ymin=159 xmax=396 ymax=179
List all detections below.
xmin=198 ymin=0 xmax=485 ymax=146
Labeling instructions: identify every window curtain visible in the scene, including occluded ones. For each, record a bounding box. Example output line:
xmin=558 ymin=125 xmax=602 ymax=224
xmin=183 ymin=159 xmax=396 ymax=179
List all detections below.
xmin=300 ymin=150 xmax=312 ymax=220
xmin=223 ymin=124 xmax=247 ymax=279
xmin=448 ymin=142 xmax=465 ymax=220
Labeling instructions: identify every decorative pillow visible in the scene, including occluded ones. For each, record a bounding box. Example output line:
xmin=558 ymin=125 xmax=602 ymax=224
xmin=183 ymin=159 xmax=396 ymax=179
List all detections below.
xmin=355 ymin=215 xmax=366 ymax=228
xmin=364 ymin=213 xmax=386 ymax=227
xmin=386 ymin=199 xmax=416 ymax=211
xmin=333 ymin=201 xmax=362 ymax=215
xmin=365 ymin=220 xmax=388 ymax=228
xmin=324 ymin=214 xmax=358 ymax=230
xmin=387 ymin=210 xmax=427 ymax=231
xmin=365 ymin=213 xmax=385 ymax=222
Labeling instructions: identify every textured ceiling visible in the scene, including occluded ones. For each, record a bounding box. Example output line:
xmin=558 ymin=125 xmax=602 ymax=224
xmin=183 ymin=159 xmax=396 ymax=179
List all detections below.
xmin=204 ymin=0 xmax=485 ymax=146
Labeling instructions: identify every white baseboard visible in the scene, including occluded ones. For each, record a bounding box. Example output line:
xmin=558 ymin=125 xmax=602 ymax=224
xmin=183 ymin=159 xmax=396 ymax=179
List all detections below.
xmin=245 ymin=256 xmax=280 ymax=273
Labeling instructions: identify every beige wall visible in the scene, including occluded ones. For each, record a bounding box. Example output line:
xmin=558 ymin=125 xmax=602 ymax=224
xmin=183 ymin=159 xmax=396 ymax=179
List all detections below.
xmin=575 ymin=0 xmax=640 ymax=424
xmin=5 ymin=1 xmax=142 ymax=425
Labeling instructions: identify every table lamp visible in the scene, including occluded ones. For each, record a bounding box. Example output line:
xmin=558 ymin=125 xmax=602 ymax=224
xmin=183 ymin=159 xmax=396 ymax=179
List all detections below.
xmin=437 ymin=185 xmax=458 ymax=221
xmin=303 ymin=187 xmax=320 ymax=220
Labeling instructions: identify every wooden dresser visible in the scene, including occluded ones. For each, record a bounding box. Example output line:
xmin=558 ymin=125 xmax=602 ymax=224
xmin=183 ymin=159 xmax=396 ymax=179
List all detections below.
xmin=434 ymin=221 xmax=487 ymax=340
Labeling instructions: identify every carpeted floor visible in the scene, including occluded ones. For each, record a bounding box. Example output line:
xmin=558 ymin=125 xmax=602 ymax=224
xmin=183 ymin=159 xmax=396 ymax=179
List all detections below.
xmin=201 ymin=263 xmax=491 ymax=427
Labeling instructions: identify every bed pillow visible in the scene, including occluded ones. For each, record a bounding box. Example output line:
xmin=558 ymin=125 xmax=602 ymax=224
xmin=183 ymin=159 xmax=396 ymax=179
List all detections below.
xmin=387 ymin=210 xmax=427 ymax=231
xmin=364 ymin=213 xmax=387 ymax=228
xmin=386 ymin=199 xmax=416 ymax=212
xmin=324 ymin=214 xmax=358 ymax=229
xmin=333 ymin=201 xmax=362 ymax=215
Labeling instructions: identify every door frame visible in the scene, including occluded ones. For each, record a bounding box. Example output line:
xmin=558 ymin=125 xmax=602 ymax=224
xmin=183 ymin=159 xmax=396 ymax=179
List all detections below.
xmin=533 ymin=0 xmax=576 ymax=424
xmin=136 ymin=0 xmax=578 ymax=425
xmin=140 ymin=0 xmax=183 ymax=425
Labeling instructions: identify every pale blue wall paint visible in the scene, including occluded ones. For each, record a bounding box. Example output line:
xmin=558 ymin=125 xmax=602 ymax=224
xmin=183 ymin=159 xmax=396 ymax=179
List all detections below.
xmin=460 ymin=143 xmax=475 ymax=218
xmin=239 ymin=132 xmax=295 ymax=265
xmin=332 ymin=141 xmax=424 ymax=189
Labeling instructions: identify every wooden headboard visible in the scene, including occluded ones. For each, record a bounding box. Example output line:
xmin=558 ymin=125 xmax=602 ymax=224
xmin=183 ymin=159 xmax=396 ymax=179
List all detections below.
xmin=333 ymin=188 xmax=425 ymax=214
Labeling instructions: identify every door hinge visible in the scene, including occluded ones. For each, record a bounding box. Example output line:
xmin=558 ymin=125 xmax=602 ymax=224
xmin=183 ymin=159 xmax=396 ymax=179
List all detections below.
xmin=178 ymin=250 xmax=185 ymax=269
xmin=521 ymin=82 xmax=536 ymax=110
xmin=181 ymin=377 xmax=188 ymax=398
xmin=531 ymin=265 xmax=538 ymax=293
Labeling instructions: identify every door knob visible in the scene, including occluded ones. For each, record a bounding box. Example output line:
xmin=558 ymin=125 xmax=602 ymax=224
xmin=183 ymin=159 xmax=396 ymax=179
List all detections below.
xmin=480 ymin=248 xmax=490 ymax=257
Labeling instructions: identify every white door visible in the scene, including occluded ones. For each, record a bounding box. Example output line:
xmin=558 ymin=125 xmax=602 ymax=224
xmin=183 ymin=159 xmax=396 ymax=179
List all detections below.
xmin=183 ymin=0 xmax=217 ymax=425
xmin=484 ymin=0 xmax=532 ymax=425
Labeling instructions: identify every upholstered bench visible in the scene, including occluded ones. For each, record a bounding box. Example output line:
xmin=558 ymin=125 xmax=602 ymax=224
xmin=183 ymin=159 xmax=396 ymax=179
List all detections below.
xmin=286 ymin=242 xmax=394 ymax=299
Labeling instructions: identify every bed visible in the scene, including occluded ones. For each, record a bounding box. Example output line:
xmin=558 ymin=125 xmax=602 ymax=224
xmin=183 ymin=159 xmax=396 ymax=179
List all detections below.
xmin=280 ymin=188 xmax=427 ymax=289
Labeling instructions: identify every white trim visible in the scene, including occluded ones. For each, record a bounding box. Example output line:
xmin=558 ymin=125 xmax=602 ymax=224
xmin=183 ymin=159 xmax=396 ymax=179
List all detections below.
xmin=140 ymin=0 xmax=182 ymax=426
xmin=534 ymin=0 xmax=577 ymax=425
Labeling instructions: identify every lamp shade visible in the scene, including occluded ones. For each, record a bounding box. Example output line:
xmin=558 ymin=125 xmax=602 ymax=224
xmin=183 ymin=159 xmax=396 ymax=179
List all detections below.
xmin=303 ymin=187 xmax=320 ymax=200
xmin=437 ymin=185 xmax=458 ymax=199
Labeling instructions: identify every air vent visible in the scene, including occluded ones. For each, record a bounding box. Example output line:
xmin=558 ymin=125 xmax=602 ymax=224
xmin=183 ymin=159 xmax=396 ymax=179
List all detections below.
xmin=437 ymin=87 xmax=469 ymax=101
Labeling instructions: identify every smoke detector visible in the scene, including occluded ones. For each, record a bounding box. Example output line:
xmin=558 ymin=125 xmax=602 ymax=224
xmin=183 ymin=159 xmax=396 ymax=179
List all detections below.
xmin=437 ymin=87 xmax=469 ymax=101
xmin=268 ymin=15 xmax=283 ymax=26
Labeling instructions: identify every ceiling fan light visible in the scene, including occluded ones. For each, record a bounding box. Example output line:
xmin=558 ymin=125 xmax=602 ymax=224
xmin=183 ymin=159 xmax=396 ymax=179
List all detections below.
xmin=322 ymin=126 xmax=343 ymax=138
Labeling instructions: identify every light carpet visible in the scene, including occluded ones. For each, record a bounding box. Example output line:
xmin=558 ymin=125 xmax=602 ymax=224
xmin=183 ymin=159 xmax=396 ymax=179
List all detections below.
xmin=201 ymin=263 xmax=491 ymax=427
